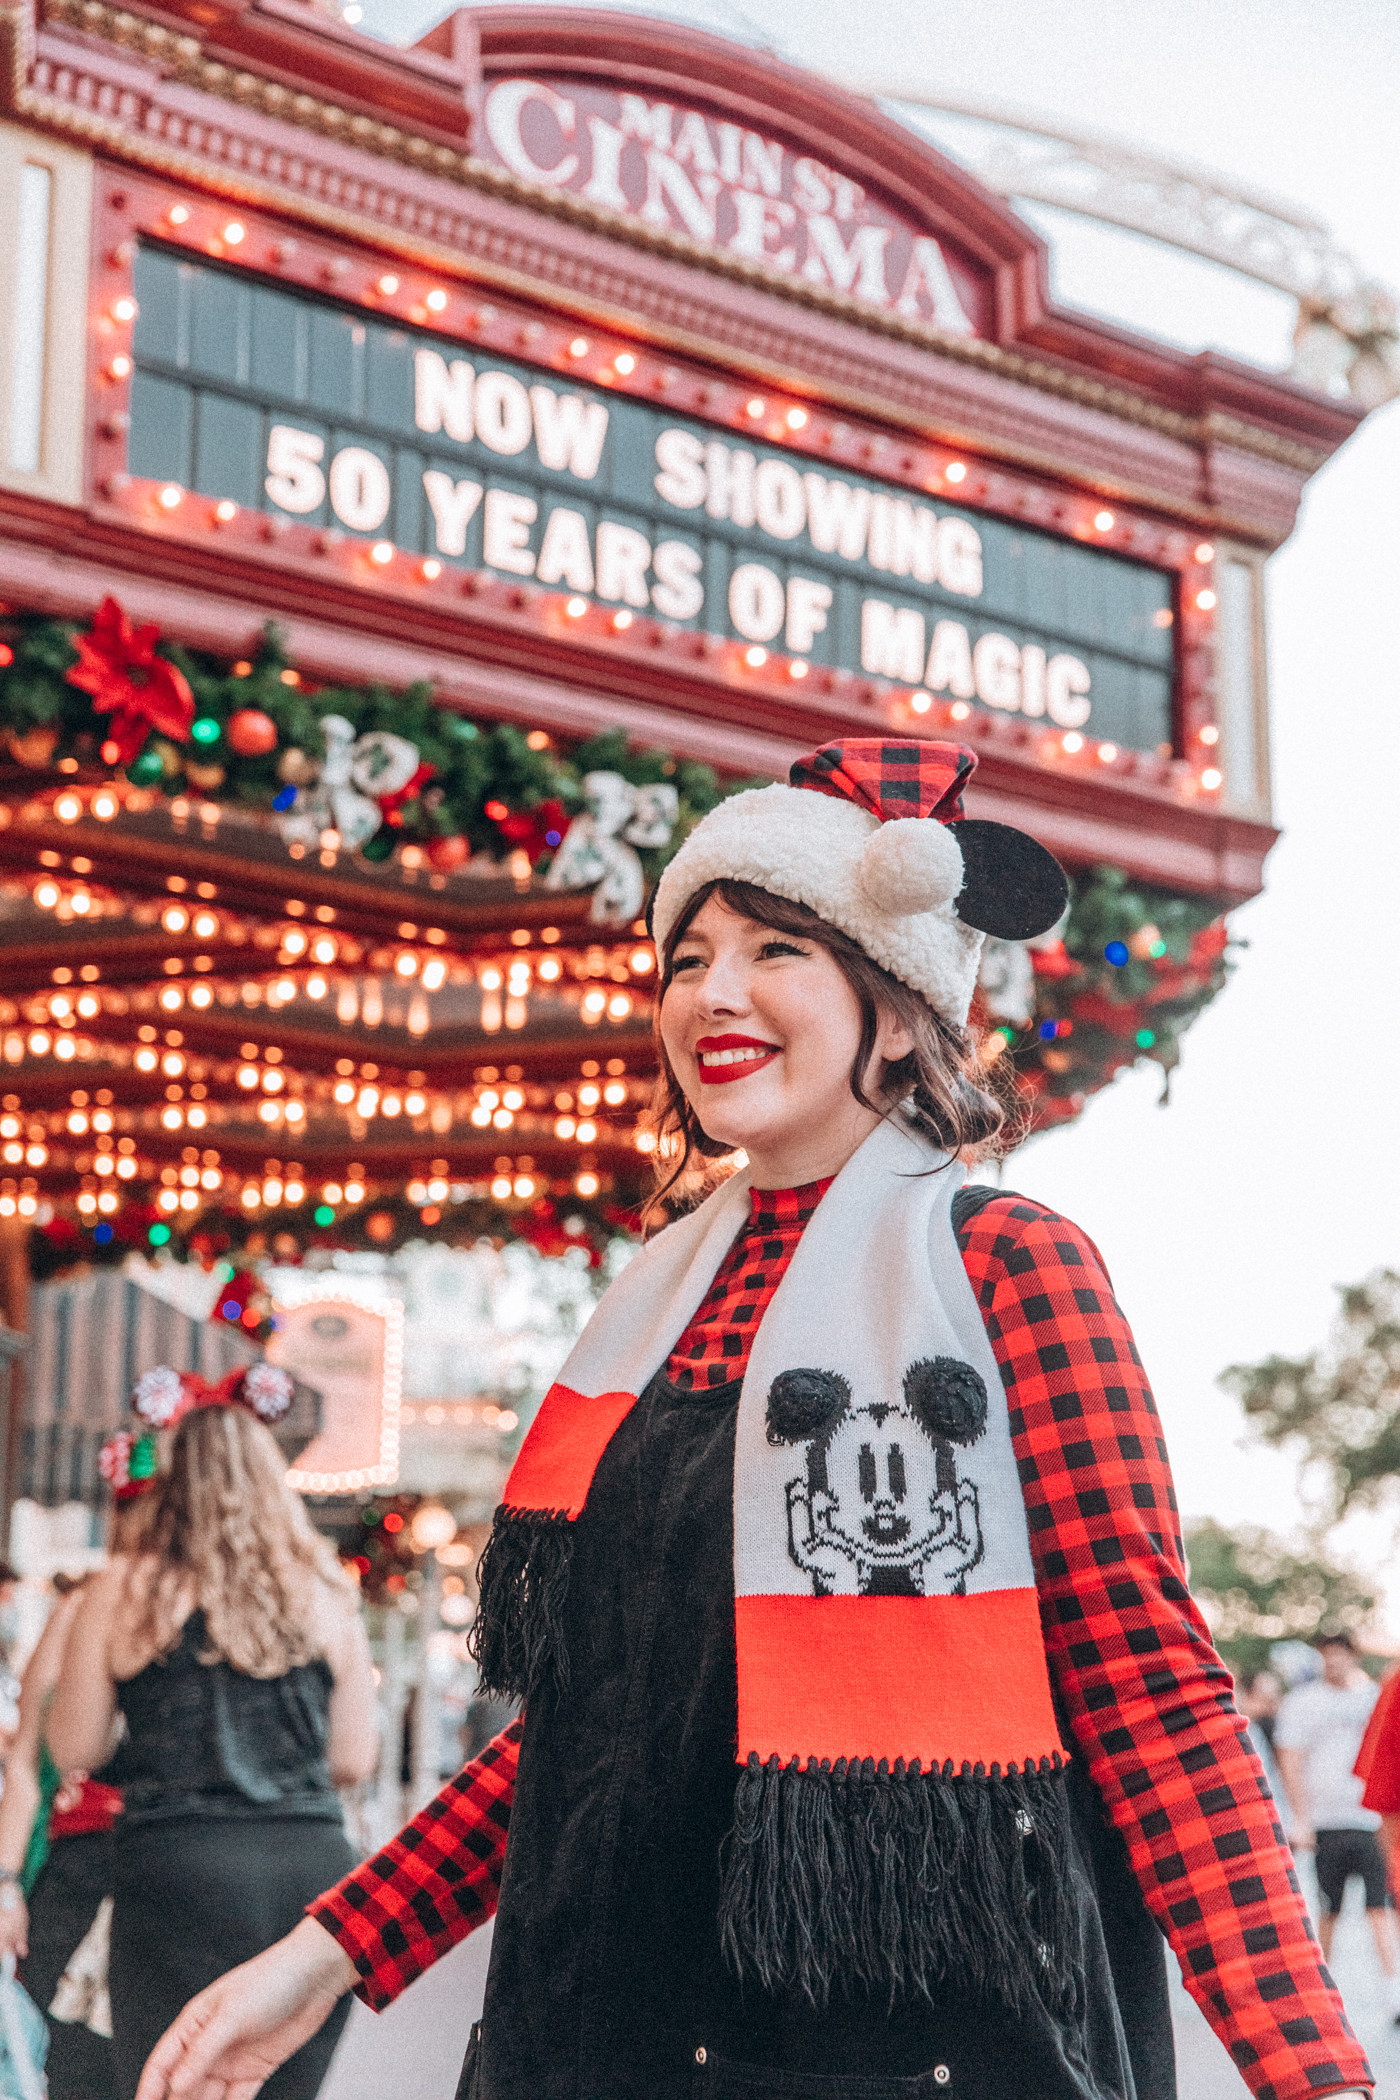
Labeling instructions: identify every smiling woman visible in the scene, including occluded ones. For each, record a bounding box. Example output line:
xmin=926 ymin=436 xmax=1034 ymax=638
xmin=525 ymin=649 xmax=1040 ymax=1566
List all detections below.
xmin=135 ymin=743 xmax=1372 ymax=2100
xmin=651 ymin=876 xmax=1004 ymax=1203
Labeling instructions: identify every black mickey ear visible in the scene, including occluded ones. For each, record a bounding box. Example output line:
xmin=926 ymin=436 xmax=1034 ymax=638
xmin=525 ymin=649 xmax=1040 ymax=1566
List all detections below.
xmin=903 ymin=1358 xmax=988 ymax=1446
xmin=766 ymin=1368 xmax=851 ymax=1444
xmin=944 ymin=819 xmax=1068 ymax=941
xmin=644 ymin=888 xmax=657 ymax=940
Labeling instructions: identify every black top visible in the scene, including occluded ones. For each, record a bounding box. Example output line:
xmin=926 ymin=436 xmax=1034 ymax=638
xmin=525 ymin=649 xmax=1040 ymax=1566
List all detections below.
xmin=115 ymin=1609 xmax=343 ymax=1827
xmin=478 ymin=1360 xmax=1173 ymax=2100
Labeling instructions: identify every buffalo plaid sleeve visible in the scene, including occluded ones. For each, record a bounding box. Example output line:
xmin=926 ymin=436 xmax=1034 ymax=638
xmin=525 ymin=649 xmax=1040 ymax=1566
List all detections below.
xmin=307 ymin=1718 xmax=521 ymax=2010
xmin=957 ymin=1194 xmax=1371 ymax=2100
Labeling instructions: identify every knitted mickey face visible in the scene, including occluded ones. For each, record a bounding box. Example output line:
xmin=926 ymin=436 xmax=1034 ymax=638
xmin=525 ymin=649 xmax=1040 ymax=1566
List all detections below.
xmin=652 ymin=740 xmax=1068 ymax=1026
xmin=766 ymin=1357 xmax=990 ymax=1599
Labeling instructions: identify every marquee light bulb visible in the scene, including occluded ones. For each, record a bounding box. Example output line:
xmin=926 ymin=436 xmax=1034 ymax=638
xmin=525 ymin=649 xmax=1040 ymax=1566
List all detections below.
xmin=370 ymin=542 xmax=393 ymax=565
xmin=215 ymin=499 xmax=237 ymax=521
xmin=169 ymin=204 xmax=190 ymax=225
xmin=378 ymin=274 xmax=399 ymax=295
xmin=223 ymin=222 xmax=245 ymax=246
xmin=613 ymin=352 xmax=636 ymax=375
xmin=426 ymin=287 xmax=448 ymax=311
xmin=612 ymin=609 xmax=632 ymax=630
xmin=570 ymin=337 xmax=589 ymax=357
xmin=909 ymin=690 xmax=932 ymax=714
xmin=566 ymin=597 xmax=587 ymax=617
xmin=786 ymin=407 xmax=807 ymax=430
xmin=745 ymin=646 xmax=766 ymax=668
xmin=945 ymin=461 xmax=967 ymax=483
xmin=1195 ymin=542 xmax=1215 ymax=563
xmin=159 ymin=485 xmax=183 ymax=509
xmin=1196 ymin=589 xmax=1216 ymax=611
xmin=1201 ymin=767 xmax=1223 ymax=791
xmin=1061 ymin=732 xmax=1084 ymax=754
xmin=112 ymin=298 xmax=137 ymax=323
xmin=110 ymin=355 xmax=131 ymax=378
xmin=421 ymin=559 xmax=441 ymax=580
xmin=949 ymin=700 xmax=971 ymax=720
xmin=1199 ymin=724 xmax=1220 ymax=745
xmin=746 ymin=397 xmax=765 ymax=419
xmin=1093 ymin=510 xmax=1114 ymax=531
xmin=789 ymin=659 xmax=807 ymax=679
xmin=55 ymin=794 xmax=82 ymax=821
xmin=1097 ymin=742 xmax=1118 ymax=763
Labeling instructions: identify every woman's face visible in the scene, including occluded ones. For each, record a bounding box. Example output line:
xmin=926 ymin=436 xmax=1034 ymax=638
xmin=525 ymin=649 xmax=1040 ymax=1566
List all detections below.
xmin=659 ymin=896 xmax=913 ymax=1187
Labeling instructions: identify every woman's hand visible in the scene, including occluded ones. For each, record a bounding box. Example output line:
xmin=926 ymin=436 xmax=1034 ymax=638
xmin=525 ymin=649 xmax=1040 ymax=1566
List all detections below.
xmin=0 ymin=1884 xmax=28 ymax=1962
xmin=134 ymin=1917 xmax=356 ymax=2100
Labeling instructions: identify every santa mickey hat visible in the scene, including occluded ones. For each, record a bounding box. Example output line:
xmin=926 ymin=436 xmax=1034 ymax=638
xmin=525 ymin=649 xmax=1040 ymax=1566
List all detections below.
xmin=651 ymin=739 xmax=1068 ymax=1028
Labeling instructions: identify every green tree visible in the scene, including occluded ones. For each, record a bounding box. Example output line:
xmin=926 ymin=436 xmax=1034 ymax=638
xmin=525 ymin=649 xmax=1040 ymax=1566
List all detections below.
xmin=1220 ymin=1269 xmax=1400 ymax=1520
xmin=1184 ymin=1518 xmax=1376 ymax=1680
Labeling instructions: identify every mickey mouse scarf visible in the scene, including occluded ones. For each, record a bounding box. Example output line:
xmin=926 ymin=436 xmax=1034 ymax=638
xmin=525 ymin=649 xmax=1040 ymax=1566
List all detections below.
xmin=473 ymin=1119 xmax=1077 ymax=2013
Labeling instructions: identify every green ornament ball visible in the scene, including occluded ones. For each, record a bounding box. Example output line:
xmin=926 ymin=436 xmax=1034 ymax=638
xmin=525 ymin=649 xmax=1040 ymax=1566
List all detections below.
xmin=128 ymin=748 xmax=165 ymax=786
xmin=360 ymin=828 xmax=396 ymax=863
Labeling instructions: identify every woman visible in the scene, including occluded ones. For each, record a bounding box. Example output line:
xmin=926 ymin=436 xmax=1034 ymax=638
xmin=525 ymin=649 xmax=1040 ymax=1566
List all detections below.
xmin=134 ymin=742 xmax=1370 ymax=2100
xmin=48 ymin=1362 xmax=378 ymax=2100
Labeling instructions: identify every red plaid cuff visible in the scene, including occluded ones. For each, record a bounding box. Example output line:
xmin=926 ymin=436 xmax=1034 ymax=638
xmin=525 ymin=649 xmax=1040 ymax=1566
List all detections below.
xmin=958 ymin=1195 xmax=1371 ymax=2100
xmin=308 ymin=1718 xmax=522 ymax=2010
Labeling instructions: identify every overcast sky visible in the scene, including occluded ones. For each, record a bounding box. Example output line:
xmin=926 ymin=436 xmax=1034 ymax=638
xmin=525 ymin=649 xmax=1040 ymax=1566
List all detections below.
xmin=360 ymin=0 xmax=1400 ymax=1604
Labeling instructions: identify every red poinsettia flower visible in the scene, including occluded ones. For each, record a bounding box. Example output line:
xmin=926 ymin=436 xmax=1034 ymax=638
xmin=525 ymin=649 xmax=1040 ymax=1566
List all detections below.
xmin=496 ymin=798 xmax=567 ymax=861
xmin=65 ymin=596 xmax=194 ymax=765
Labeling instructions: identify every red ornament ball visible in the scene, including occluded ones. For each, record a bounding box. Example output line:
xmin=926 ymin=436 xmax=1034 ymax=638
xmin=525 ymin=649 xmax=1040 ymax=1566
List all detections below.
xmin=427 ymin=834 xmax=469 ymax=872
xmin=226 ymin=707 xmax=278 ymax=757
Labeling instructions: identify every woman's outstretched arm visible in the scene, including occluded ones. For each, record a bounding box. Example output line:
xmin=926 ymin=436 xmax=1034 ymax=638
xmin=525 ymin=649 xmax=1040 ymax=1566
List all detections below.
xmin=134 ymin=1916 xmax=355 ymax=2100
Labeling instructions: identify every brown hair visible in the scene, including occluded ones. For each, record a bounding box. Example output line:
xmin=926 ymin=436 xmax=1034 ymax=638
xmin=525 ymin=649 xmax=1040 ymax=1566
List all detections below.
xmin=644 ymin=878 xmax=1011 ymax=1223
xmin=129 ymin=1404 xmax=344 ymax=1678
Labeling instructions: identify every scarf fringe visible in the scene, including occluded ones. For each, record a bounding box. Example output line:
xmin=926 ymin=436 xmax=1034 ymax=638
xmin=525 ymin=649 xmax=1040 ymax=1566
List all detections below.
xmin=469 ymin=1509 xmax=574 ymax=1701
xmin=718 ymin=1753 xmax=1081 ymax=2016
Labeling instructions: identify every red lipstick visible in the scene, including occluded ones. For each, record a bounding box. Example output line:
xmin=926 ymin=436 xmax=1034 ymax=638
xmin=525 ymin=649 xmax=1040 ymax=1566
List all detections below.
xmin=694 ymin=1033 xmax=780 ymax=1085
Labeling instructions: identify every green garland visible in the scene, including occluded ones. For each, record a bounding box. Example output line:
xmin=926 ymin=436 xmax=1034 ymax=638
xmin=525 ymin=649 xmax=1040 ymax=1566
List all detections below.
xmin=995 ymin=865 xmax=1236 ymax=1126
xmin=4 ymin=606 xmax=1239 ymax=1180
xmin=0 ymin=613 xmax=739 ymax=878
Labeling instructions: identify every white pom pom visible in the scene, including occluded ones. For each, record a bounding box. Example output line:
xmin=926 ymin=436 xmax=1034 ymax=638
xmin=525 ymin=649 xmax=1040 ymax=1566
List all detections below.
xmin=243 ymin=1364 xmax=293 ymax=1423
xmin=133 ymin=1364 xmax=185 ymax=1427
xmin=857 ymin=819 xmax=964 ymax=917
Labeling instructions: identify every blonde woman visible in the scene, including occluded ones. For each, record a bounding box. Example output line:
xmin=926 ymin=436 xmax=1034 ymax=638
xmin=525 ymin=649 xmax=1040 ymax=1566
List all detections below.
xmin=48 ymin=1366 xmax=377 ymax=2100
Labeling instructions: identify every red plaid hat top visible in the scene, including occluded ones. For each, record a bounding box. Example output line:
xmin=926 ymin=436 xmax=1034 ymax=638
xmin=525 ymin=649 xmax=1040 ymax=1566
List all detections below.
xmin=789 ymin=740 xmax=976 ymax=823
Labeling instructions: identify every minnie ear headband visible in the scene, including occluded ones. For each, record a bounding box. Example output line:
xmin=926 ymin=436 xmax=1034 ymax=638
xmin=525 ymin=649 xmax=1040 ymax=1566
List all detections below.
xmin=130 ymin=1362 xmax=294 ymax=1431
xmin=649 ymin=739 xmax=1068 ymax=1028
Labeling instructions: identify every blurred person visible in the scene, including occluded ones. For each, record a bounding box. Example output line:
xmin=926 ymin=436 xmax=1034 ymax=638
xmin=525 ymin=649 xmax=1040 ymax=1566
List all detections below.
xmin=48 ymin=1363 xmax=378 ymax=2100
xmin=1353 ymin=1667 xmax=1400 ymax=1918
xmin=0 ymin=1432 xmax=163 ymax=2100
xmin=1239 ymin=1668 xmax=1286 ymax=1806
xmin=1276 ymin=1633 xmax=1395 ymax=1995
xmin=131 ymin=746 xmax=1373 ymax=2100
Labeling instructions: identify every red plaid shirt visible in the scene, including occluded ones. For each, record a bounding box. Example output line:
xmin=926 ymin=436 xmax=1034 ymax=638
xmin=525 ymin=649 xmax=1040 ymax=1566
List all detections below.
xmin=310 ymin=1190 xmax=1370 ymax=2099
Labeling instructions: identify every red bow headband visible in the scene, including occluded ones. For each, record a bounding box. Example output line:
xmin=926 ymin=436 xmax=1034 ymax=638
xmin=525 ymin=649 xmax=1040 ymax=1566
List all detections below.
xmin=131 ymin=1363 xmax=293 ymax=1430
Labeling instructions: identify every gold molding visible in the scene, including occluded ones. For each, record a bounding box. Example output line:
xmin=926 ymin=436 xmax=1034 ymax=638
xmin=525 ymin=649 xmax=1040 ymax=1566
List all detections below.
xmin=11 ymin=0 xmax=1332 ymax=481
